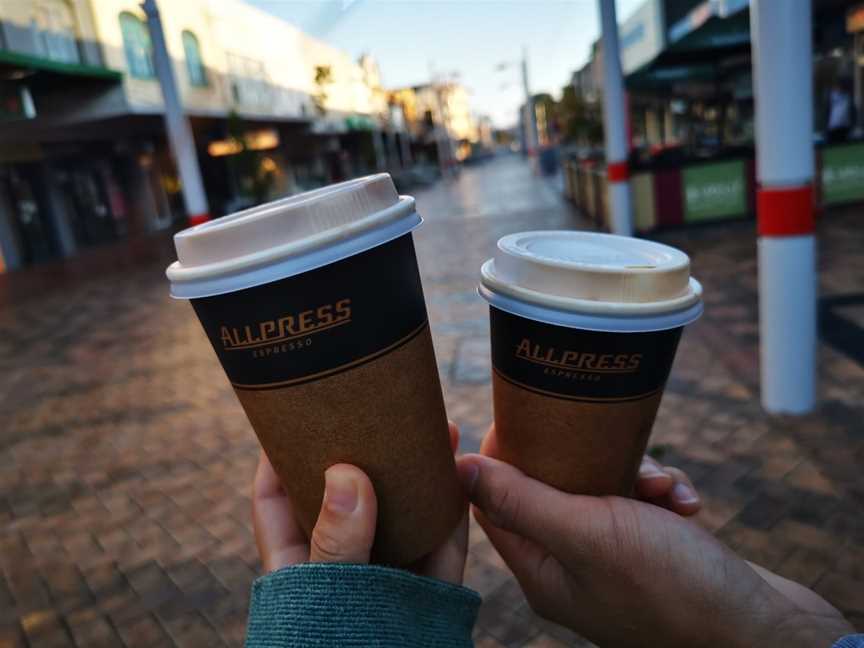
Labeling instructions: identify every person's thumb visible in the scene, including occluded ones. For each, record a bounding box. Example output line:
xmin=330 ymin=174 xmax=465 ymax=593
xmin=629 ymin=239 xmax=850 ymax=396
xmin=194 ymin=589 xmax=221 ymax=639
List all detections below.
xmin=309 ymin=464 xmax=377 ymax=564
xmin=456 ymin=453 xmax=607 ymax=558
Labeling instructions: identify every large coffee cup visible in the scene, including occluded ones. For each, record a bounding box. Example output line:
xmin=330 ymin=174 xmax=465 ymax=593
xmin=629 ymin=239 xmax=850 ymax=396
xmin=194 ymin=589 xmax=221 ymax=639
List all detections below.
xmin=167 ymin=175 xmax=464 ymax=566
xmin=479 ymin=231 xmax=703 ymax=496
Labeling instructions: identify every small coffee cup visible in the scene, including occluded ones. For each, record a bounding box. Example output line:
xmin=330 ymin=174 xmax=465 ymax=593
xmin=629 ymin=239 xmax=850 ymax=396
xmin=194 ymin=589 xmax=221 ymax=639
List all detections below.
xmin=479 ymin=230 xmax=703 ymax=496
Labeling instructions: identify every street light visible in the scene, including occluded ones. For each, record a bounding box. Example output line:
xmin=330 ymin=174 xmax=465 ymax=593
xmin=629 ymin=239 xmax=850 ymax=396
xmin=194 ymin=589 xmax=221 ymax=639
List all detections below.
xmin=141 ymin=0 xmax=210 ymax=225
xmin=495 ymin=47 xmax=537 ymax=159
xmin=596 ymin=0 xmax=633 ymax=236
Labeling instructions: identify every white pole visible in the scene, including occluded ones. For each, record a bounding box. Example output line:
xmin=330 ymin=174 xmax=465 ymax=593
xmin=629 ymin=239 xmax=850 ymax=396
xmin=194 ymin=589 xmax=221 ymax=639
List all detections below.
xmin=597 ymin=0 xmax=633 ymax=236
xmin=521 ymin=47 xmax=538 ymax=159
xmin=751 ymin=0 xmax=816 ymax=414
xmin=142 ymin=0 xmax=210 ymax=226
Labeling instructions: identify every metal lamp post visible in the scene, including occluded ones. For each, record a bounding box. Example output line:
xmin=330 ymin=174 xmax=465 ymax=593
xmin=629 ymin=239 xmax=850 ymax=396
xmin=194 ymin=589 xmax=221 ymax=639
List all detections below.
xmin=597 ymin=0 xmax=634 ymax=237
xmin=751 ymin=0 xmax=817 ymax=414
xmin=496 ymin=50 xmax=538 ymax=162
xmin=142 ymin=0 xmax=210 ymax=226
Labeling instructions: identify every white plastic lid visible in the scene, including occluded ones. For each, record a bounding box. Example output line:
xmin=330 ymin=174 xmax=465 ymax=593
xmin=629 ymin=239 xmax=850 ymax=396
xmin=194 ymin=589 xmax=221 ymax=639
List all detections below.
xmin=166 ymin=174 xmax=419 ymax=298
xmin=480 ymin=231 xmax=702 ymax=318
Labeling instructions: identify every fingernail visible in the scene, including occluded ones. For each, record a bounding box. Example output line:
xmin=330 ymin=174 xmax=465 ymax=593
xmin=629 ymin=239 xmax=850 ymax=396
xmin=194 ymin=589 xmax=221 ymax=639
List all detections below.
xmin=323 ymin=467 xmax=359 ymax=514
xmin=639 ymin=462 xmax=665 ymax=479
xmin=672 ymin=482 xmax=699 ymax=504
xmin=457 ymin=461 xmax=479 ymax=495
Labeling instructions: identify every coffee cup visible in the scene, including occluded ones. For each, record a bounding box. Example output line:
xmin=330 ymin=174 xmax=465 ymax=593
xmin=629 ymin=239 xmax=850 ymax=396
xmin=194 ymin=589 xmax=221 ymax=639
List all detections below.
xmin=479 ymin=231 xmax=703 ymax=496
xmin=167 ymin=174 xmax=464 ymax=565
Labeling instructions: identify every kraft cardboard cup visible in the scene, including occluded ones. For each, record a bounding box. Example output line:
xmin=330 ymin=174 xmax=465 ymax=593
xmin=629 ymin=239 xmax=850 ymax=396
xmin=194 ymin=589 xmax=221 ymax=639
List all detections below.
xmin=166 ymin=174 xmax=464 ymax=566
xmin=479 ymin=231 xmax=703 ymax=496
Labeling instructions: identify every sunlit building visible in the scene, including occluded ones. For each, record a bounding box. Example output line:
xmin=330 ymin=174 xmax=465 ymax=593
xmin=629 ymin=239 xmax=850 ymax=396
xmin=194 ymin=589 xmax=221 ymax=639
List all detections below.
xmin=0 ymin=0 xmax=395 ymax=272
xmin=389 ymin=81 xmax=479 ymax=163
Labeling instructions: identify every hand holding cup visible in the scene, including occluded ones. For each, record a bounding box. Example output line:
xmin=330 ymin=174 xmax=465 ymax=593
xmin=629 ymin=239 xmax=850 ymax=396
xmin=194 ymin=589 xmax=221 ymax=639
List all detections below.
xmin=254 ymin=422 xmax=469 ymax=584
xmin=457 ymin=442 xmax=853 ymax=648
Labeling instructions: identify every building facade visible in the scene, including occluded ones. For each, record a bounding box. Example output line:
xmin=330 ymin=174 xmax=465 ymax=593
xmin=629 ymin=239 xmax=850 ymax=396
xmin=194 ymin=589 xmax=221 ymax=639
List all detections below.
xmin=389 ymin=81 xmax=479 ymax=165
xmin=0 ymin=0 xmax=395 ymax=272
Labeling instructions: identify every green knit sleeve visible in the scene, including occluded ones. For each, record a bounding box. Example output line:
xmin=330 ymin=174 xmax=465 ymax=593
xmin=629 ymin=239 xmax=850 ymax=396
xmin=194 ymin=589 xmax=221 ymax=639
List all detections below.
xmin=245 ymin=563 xmax=481 ymax=647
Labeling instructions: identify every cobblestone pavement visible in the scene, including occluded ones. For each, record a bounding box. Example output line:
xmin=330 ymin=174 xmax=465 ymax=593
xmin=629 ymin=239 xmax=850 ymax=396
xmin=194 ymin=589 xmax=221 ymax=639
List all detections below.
xmin=1 ymin=155 xmax=863 ymax=647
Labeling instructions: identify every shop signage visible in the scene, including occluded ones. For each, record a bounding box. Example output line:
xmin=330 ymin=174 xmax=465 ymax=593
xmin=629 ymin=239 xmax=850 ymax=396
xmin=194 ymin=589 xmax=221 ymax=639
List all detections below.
xmin=716 ymin=0 xmax=750 ymax=19
xmin=682 ymin=160 xmax=746 ymax=222
xmin=822 ymin=143 xmax=864 ymax=205
xmin=669 ymin=2 xmax=713 ymax=43
xmin=668 ymin=0 xmax=749 ymax=46
xmin=620 ymin=0 xmax=664 ymax=74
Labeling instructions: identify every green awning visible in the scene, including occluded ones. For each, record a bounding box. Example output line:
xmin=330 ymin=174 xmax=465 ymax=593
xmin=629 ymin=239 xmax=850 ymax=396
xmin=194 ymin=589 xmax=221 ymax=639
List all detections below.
xmin=0 ymin=49 xmax=122 ymax=81
xmin=345 ymin=114 xmax=376 ymax=131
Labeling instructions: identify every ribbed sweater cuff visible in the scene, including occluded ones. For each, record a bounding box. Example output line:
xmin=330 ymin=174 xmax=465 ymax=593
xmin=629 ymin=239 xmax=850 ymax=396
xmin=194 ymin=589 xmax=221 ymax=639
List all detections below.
xmin=833 ymin=635 xmax=864 ymax=648
xmin=245 ymin=562 xmax=480 ymax=647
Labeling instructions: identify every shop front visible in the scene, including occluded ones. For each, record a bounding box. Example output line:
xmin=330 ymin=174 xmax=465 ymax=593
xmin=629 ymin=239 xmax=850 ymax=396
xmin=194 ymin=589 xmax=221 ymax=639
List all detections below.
xmin=0 ymin=161 xmax=58 ymax=267
xmin=820 ymin=139 xmax=864 ymax=205
xmin=564 ymin=0 xmax=864 ymax=233
xmin=565 ymin=140 xmax=864 ymax=233
xmin=0 ymin=49 xmax=153 ymax=272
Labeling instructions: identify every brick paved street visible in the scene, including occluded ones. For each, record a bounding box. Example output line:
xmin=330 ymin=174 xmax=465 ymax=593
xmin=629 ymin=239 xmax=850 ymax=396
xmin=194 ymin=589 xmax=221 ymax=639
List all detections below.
xmin=1 ymin=155 xmax=863 ymax=647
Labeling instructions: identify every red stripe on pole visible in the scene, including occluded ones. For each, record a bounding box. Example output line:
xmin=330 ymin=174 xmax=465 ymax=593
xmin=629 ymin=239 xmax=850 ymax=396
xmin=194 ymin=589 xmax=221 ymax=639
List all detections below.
xmin=757 ymin=185 xmax=814 ymax=236
xmin=189 ymin=213 xmax=211 ymax=226
xmin=607 ymin=161 xmax=629 ymax=182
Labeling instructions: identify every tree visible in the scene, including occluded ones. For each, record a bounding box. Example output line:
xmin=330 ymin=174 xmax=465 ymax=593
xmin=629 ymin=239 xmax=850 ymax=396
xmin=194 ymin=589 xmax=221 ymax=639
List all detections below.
xmin=557 ymin=84 xmax=604 ymax=146
xmin=313 ymin=65 xmax=333 ymax=116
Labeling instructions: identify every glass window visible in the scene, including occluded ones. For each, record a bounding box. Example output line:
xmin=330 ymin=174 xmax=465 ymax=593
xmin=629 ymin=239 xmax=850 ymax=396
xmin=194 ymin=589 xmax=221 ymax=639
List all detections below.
xmin=226 ymin=52 xmax=270 ymax=107
xmin=182 ymin=30 xmax=207 ymax=87
xmin=36 ymin=0 xmax=80 ymax=63
xmin=119 ymin=12 xmax=154 ymax=79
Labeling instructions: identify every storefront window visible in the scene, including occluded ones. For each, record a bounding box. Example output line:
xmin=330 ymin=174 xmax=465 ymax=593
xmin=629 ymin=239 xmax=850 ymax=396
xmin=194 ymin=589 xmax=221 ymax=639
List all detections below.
xmin=182 ymin=30 xmax=208 ymax=87
xmin=226 ymin=52 xmax=270 ymax=107
xmin=119 ymin=12 xmax=154 ymax=79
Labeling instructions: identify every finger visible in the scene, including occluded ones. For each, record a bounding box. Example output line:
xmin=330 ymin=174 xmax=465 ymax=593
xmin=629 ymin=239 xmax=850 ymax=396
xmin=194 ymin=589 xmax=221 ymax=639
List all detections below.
xmin=448 ymin=420 xmax=460 ymax=454
xmin=309 ymin=464 xmax=377 ymax=564
xmin=456 ymin=453 xmax=610 ymax=559
xmin=473 ymin=507 xmax=562 ymax=604
xmin=479 ymin=423 xmax=498 ymax=457
xmin=663 ymin=466 xmax=696 ymax=494
xmin=417 ymin=508 xmax=469 ymax=585
xmin=636 ymin=458 xmax=702 ymax=516
xmin=635 ymin=456 xmax=674 ymax=499
xmin=661 ymin=466 xmax=701 ymax=516
xmin=252 ymin=450 xmax=309 ymax=572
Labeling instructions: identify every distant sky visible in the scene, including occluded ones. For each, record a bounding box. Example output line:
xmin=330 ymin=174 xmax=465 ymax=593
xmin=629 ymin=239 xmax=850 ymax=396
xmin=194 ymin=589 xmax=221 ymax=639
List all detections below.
xmin=247 ymin=0 xmax=644 ymax=128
